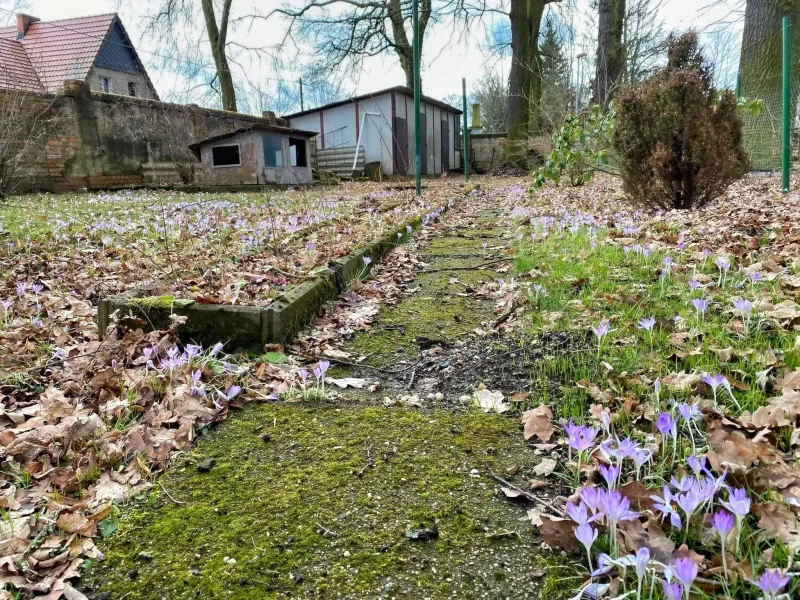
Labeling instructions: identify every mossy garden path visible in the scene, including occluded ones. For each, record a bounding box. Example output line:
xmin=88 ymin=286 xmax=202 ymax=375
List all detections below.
xmin=86 ymin=197 xmax=564 ymax=600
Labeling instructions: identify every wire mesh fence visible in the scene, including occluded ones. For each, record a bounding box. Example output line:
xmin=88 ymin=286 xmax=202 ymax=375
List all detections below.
xmin=737 ymin=73 xmax=800 ymax=172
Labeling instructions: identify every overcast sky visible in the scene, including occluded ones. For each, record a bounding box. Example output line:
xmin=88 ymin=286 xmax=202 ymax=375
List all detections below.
xmin=1 ymin=0 xmax=742 ymax=113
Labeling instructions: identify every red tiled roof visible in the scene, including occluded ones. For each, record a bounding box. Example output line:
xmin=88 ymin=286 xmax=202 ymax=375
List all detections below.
xmin=0 ymin=14 xmax=116 ymax=93
xmin=0 ymin=38 xmax=44 ymax=91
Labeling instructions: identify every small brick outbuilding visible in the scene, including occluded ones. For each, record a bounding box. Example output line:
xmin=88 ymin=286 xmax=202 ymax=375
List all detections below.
xmin=189 ymin=125 xmax=317 ymax=186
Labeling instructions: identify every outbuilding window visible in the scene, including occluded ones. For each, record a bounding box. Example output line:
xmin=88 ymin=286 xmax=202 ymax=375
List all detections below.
xmin=211 ymin=145 xmax=241 ymax=167
xmin=289 ymin=138 xmax=307 ymax=167
xmin=100 ymin=77 xmax=111 ymax=93
xmin=263 ymin=134 xmax=283 ymax=168
xmin=128 ymin=82 xmax=137 ymax=97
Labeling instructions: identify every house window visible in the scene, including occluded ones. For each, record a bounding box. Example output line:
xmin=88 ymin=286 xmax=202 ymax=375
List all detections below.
xmin=263 ymin=134 xmax=283 ymax=168
xmin=100 ymin=77 xmax=111 ymax=93
xmin=128 ymin=82 xmax=137 ymax=97
xmin=289 ymin=138 xmax=307 ymax=167
xmin=211 ymin=145 xmax=241 ymax=167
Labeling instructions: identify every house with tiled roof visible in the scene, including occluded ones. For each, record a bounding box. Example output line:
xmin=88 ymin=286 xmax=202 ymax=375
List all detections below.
xmin=0 ymin=13 xmax=158 ymax=99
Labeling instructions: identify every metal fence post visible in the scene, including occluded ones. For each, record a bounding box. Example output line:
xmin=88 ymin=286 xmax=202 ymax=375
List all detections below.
xmin=462 ymin=78 xmax=468 ymax=182
xmin=412 ymin=0 xmax=422 ymax=197
xmin=783 ymin=15 xmax=791 ymax=193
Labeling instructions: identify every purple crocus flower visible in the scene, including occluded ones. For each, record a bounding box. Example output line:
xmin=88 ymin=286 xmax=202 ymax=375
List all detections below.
xmin=686 ymin=454 xmax=705 ymax=475
xmin=209 ymin=342 xmax=224 ymax=357
xmin=651 ymin=486 xmax=682 ymax=529
xmin=691 ymin=298 xmax=709 ymax=319
xmin=637 ymin=317 xmax=656 ymax=331
xmin=574 ymin=523 xmax=598 ymax=572
xmin=733 ymin=299 xmax=753 ymax=316
xmin=566 ymin=501 xmax=593 ymax=525
xmin=721 ymin=487 xmax=750 ymax=519
xmin=662 ymin=581 xmax=683 ymax=600
xmin=677 ymin=402 xmax=700 ymax=423
xmin=672 ymin=558 xmax=698 ymax=598
xmin=591 ymin=553 xmax=614 ymax=577
xmin=599 ymin=464 xmax=621 ymax=490
xmin=676 ymin=490 xmax=702 ymax=529
xmin=222 ymin=384 xmax=241 ymax=401
xmin=580 ymin=486 xmax=603 ymax=515
xmin=688 ymin=279 xmax=703 ymax=292
xmin=32 ymin=283 xmax=43 ymax=294
xmin=591 ymin=320 xmax=611 ymax=339
xmin=298 ymin=368 xmax=309 ymax=382
xmin=634 ymin=547 xmax=650 ymax=597
xmin=363 ymin=256 xmax=372 ymax=267
xmin=753 ymin=569 xmax=791 ymax=599
xmin=15 ymin=282 xmax=27 ymax=297
xmin=709 ymin=509 xmax=734 ymax=537
xmin=656 ymin=412 xmax=678 ymax=439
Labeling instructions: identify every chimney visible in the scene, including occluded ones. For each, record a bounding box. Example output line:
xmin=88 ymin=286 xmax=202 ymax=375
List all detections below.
xmin=17 ymin=14 xmax=39 ymax=39
xmin=261 ymin=110 xmax=276 ymax=122
xmin=470 ymin=103 xmax=483 ymax=135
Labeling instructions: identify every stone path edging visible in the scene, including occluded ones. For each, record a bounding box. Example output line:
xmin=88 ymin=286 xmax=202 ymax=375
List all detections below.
xmin=97 ymin=191 xmax=471 ymax=352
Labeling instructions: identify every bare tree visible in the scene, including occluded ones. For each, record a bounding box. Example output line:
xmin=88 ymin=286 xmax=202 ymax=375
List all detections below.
xmin=0 ymin=88 xmax=59 ymax=198
xmin=623 ymin=0 xmax=665 ymax=85
xmin=473 ymin=68 xmax=509 ymax=132
xmin=702 ymin=26 xmax=740 ymax=90
xmin=270 ymin=0 xmax=434 ymax=89
xmin=143 ymin=105 xmax=198 ymax=184
xmin=138 ymin=0 xmax=247 ymax=112
xmin=239 ymin=67 xmax=349 ymax=115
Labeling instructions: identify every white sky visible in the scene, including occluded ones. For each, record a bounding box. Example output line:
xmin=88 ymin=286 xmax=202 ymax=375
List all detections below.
xmin=2 ymin=0 xmax=742 ymax=113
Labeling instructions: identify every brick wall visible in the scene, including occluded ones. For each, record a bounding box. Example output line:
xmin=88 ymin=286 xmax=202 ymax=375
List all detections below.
xmin=4 ymin=80 xmax=290 ymax=194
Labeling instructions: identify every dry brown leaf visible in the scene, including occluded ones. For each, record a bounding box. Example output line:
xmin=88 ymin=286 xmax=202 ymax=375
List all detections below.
xmin=537 ymin=515 xmax=579 ymax=552
xmin=521 ymin=405 xmax=554 ymax=442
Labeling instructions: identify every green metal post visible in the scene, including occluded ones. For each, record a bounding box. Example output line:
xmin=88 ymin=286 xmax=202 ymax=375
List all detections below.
xmin=783 ymin=15 xmax=791 ymax=193
xmin=462 ymin=78 xmax=468 ymax=181
xmin=412 ymin=0 xmax=421 ymax=197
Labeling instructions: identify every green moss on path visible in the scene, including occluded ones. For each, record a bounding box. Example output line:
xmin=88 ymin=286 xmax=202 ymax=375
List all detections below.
xmin=87 ymin=405 xmax=547 ymax=599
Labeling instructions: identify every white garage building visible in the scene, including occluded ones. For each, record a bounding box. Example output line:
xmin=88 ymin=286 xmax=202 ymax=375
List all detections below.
xmin=283 ymin=86 xmax=463 ymax=177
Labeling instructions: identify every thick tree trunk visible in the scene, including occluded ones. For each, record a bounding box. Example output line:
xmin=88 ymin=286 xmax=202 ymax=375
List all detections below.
xmin=201 ymin=0 xmax=237 ymax=112
xmin=738 ymin=0 xmax=800 ymax=168
xmin=595 ymin=0 xmax=626 ymax=107
xmin=504 ymin=0 xmax=548 ymax=167
xmin=388 ymin=0 xmax=431 ymax=92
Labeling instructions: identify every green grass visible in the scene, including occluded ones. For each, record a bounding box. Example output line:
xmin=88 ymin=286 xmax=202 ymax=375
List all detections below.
xmin=512 ymin=226 xmax=794 ymax=421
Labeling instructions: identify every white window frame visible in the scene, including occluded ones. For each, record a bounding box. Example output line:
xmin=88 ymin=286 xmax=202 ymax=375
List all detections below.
xmin=210 ymin=143 xmax=242 ymax=168
xmin=99 ymin=76 xmax=111 ymax=93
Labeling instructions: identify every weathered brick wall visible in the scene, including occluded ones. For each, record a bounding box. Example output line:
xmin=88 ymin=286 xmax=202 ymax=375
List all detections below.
xmin=4 ymin=80 xmax=289 ymax=194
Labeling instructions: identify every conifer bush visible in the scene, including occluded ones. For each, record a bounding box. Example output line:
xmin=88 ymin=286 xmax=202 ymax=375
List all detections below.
xmin=613 ymin=32 xmax=748 ymax=210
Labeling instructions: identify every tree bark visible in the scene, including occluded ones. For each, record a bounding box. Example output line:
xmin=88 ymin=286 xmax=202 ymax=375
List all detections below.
xmin=595 ymin=0 xmax=626 ymax=107
xmin=504 ymin=0 xmax=549 ymax=167
xmin=739 ymin=0 xmax=800 ymax=168
xmin=201 ymin=0 xmax=237 ymax=112
xmin=387 ymin=0 xmax=431 ymax=91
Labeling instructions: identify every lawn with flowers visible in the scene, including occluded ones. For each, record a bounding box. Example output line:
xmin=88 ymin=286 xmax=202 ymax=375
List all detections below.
xmin=503 ymin=174 xmax=800 ymax=599
xmin=1 ymin=182 xmax=458 ymax=307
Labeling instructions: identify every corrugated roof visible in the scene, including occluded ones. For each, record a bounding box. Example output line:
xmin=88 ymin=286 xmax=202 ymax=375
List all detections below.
xmin=0 ymin=38 xmax=44 ymax=92
xmin=0 ymin=14 xmax=115 ymax=92
xmin=282 ymin=86 xmax=463 ymax=119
